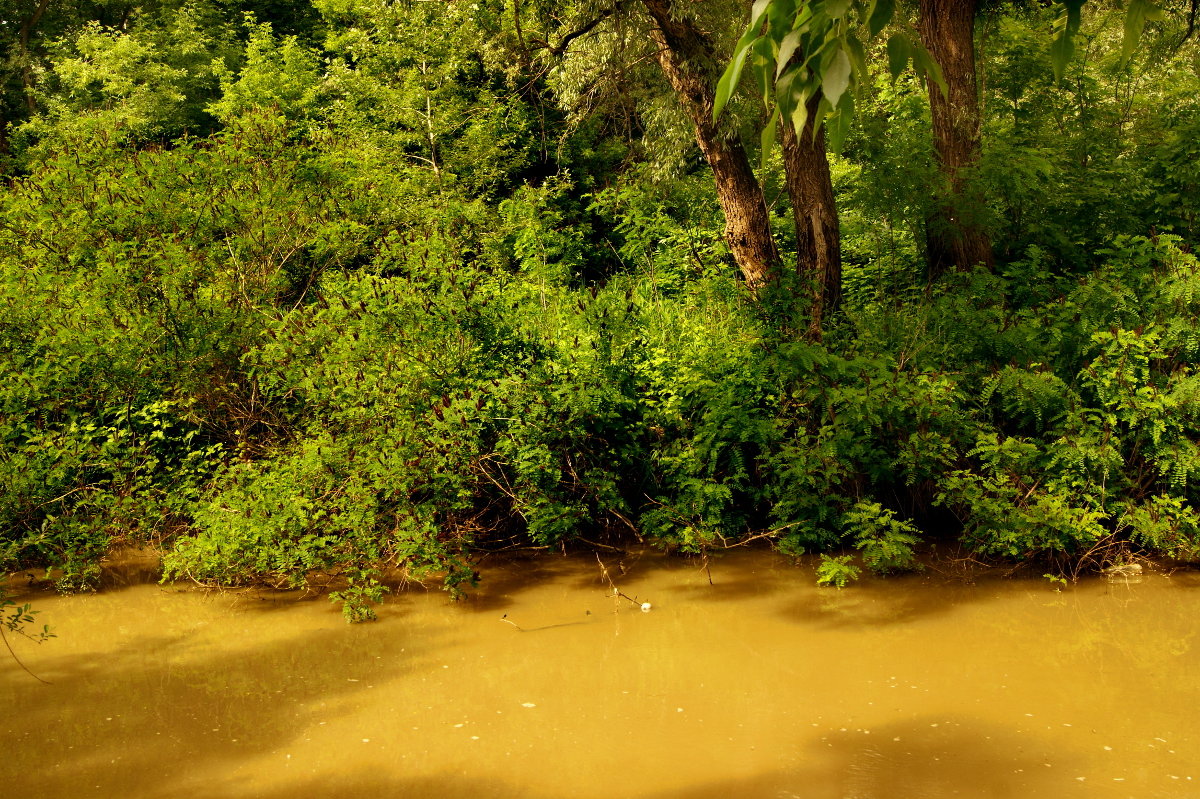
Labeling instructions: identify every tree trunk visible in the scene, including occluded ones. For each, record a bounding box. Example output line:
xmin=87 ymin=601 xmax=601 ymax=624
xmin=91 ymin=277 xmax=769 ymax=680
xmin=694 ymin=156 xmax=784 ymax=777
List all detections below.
xmin=781 ymin=98 xmax=841 ymax=336
xmin=640 ymin=0 xmax=780 ymax=290
xmin=19 ymin=0 xmax=53 ymax=114
xmin=918 ymin=0 xmax=993 ymax=278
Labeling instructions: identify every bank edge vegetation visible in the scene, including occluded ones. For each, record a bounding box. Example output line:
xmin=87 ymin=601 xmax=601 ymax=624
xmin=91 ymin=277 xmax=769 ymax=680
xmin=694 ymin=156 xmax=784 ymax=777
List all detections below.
xmin=2 ymin=0 xmax=1200 ymax=622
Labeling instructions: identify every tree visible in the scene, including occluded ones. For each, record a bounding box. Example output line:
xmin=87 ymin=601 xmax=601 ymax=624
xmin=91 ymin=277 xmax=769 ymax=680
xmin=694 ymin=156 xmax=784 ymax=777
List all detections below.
xmin=638 ymin=0 xmax=782 ymax=291
xmin=722 ymin=0 xmax=1165 ymax=278
xmin=780 ymin=98 xmax=842 ymax=329
xmin=918 ymin=0 xmax=992 ymax=277
xmin=523 ymin=0 xmax=844 ymax=330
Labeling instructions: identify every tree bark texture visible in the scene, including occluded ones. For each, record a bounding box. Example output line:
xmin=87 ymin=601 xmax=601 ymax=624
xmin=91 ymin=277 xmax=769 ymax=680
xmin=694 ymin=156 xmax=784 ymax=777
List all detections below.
xmin=640 ymin=0 xmax=780 ymax=290
xmin=781 ymin=98 xmax=841 ymax=335
xmin=918 ymin=0 xmax=993 ymax=278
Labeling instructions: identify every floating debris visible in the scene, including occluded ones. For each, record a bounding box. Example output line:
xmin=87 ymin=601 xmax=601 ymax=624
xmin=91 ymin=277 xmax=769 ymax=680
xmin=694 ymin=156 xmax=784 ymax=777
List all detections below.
xmin=1103 ymin=562 xmax=1143 ymax=577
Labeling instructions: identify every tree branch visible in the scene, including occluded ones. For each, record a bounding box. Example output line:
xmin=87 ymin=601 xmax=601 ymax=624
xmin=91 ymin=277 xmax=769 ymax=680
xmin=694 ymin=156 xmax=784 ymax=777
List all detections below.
xmin=534 ymin=1 xmax=627 ymax=57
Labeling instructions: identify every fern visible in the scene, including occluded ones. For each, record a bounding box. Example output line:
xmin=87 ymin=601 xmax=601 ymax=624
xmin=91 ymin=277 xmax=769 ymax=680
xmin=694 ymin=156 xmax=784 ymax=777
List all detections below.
xmin=842 ymin=500 xmax=922 ymax=574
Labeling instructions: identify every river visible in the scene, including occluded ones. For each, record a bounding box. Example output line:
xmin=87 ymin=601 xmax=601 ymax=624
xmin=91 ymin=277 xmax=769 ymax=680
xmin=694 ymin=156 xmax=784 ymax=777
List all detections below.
xmin=2 ymin=548 xmax=1197 ymax=798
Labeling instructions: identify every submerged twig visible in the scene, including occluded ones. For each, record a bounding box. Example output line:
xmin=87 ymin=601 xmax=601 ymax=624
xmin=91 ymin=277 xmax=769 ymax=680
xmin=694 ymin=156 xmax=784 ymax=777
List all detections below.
xmin=596 ymin=554 xmax=651 ymax=611
xmin=0 ymin=623 xmax=51 ymax=685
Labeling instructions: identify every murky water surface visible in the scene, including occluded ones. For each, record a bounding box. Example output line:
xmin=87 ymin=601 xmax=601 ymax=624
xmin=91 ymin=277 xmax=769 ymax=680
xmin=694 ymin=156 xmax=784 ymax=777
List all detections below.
xmin=3 ymin=549 xmax=1198 ymax=798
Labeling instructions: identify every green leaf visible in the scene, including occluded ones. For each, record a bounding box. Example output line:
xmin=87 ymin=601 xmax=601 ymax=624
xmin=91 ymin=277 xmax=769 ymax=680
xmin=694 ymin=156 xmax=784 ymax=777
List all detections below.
xmin=761 ymin=110 xmax=779 ymax=169
xmin=1122 ymin=0 xmax=1163 ymax=64
xmin=775 ymin=63 xmax=803 ymax=117
xmin=766 ymin=0 xmax=798 ymax=28
xmin=886 ymin=33 xmax=910 ymax=81
xmin=825 ymin=0 xmax=852 ymax=18
xmin=820 ymin=46 xmax=852 ymax=109
xmin=750 ymin=36 xmax=778 ymax=99
xmin=825 ymin=91 xmax=854 ymax=154
xmin=715 ymin=45 xmax=754 ymax=118
xmin=911 ymin=40 xmax=947 ymax=99
xmin=1049 ymin=0 xmax=1085 ymax=82
xmin=845 ymin=31 xmax=867 ymax=81
xmin=714 ymin=2 xmax=773 ymax=119
xmin=867 ymin=0 xmax=895 ymax=37
xmin=788 ymin=80 xmax=815 ymax=135
xmin=775 ymin=29 xmax=805 ymax=78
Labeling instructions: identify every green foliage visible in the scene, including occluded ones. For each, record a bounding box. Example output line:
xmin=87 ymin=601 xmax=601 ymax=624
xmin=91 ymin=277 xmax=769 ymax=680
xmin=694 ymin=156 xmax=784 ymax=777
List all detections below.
xmin=207 ymin=19 xmax=322 ymax=124
xmin=842 ymin=500 xmax=921 ymax=574
xmin=1 ymin=594 xmax=54 ymax=643
xmin=717 ymin=0 xmax=943 ymax=155
xmin=19 ymin=5 xmax=238 ymax=151
xmin=637 ymin=279 xmax=774 ymax=552
xmin=3 ymin=0 xmax=1200 ymax=618
xmin=1117 ymin=495 xmax=1200 ymax=560
xmin=815 ymin=554 xmax=861 ymax=588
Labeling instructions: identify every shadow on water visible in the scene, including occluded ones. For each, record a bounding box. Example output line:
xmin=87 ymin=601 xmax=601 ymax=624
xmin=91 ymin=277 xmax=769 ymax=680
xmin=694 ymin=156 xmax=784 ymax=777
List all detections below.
xmin=776 ymin=569 xmax=1049 ymax=630
xmin=0 ymin=609 xmax=451 ymax=799
xmin=454 ymin=549 xmax=581 ymax=613
xmin=647 ymin=715 xmax=1086 ymax=799
xmin=208 ymin=773 xmax=550 ymax=799
xmin=458 ymin=546 xmax=714 ymax=615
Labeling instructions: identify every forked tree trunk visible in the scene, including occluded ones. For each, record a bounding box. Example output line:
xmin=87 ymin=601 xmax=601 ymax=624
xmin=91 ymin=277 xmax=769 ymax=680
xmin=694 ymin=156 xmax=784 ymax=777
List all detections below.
xmin=781 ymin=98 xmax=841 ymax=336
xmin=918 ymin=0 xmax=993 ymax=278
xmin=640 ymin=0 xmax=780 ymax=290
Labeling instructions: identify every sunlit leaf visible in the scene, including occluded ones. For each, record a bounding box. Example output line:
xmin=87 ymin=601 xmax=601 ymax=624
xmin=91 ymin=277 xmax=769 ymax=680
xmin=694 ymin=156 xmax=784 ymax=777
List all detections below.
xmin=788 ymin=80 xmax=815 ymax=134
xmin=715 ymin=2 xmax=773 ymax=118
xmin=820 ymin=46 xmax=851 ymax=109
xmin=715 ymin=45 xmax=754 ymax=118
xmin=776 ymin=29 xmax=805 ymax=78
xmin=761 ymin=110 xmax=779 ymax=169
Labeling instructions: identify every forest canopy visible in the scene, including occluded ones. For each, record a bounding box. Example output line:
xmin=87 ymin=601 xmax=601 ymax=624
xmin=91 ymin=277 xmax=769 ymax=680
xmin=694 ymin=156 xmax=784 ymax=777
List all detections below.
xmin=2 ymin=0 xmax=1200 ymax=620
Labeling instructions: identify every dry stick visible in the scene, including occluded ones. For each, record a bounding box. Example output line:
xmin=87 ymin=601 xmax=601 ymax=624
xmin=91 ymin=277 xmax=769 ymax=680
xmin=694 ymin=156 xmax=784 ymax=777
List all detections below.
xmin=500 ymin=614 xmax=524 ymax=632
xmin=0 ymin=623 xmax=51 ymax=685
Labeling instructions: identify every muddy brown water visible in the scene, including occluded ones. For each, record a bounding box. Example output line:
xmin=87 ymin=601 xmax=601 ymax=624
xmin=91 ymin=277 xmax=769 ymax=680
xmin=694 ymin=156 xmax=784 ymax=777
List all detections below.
xmin=2 ymin=549 xmax=1198 ymax=798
